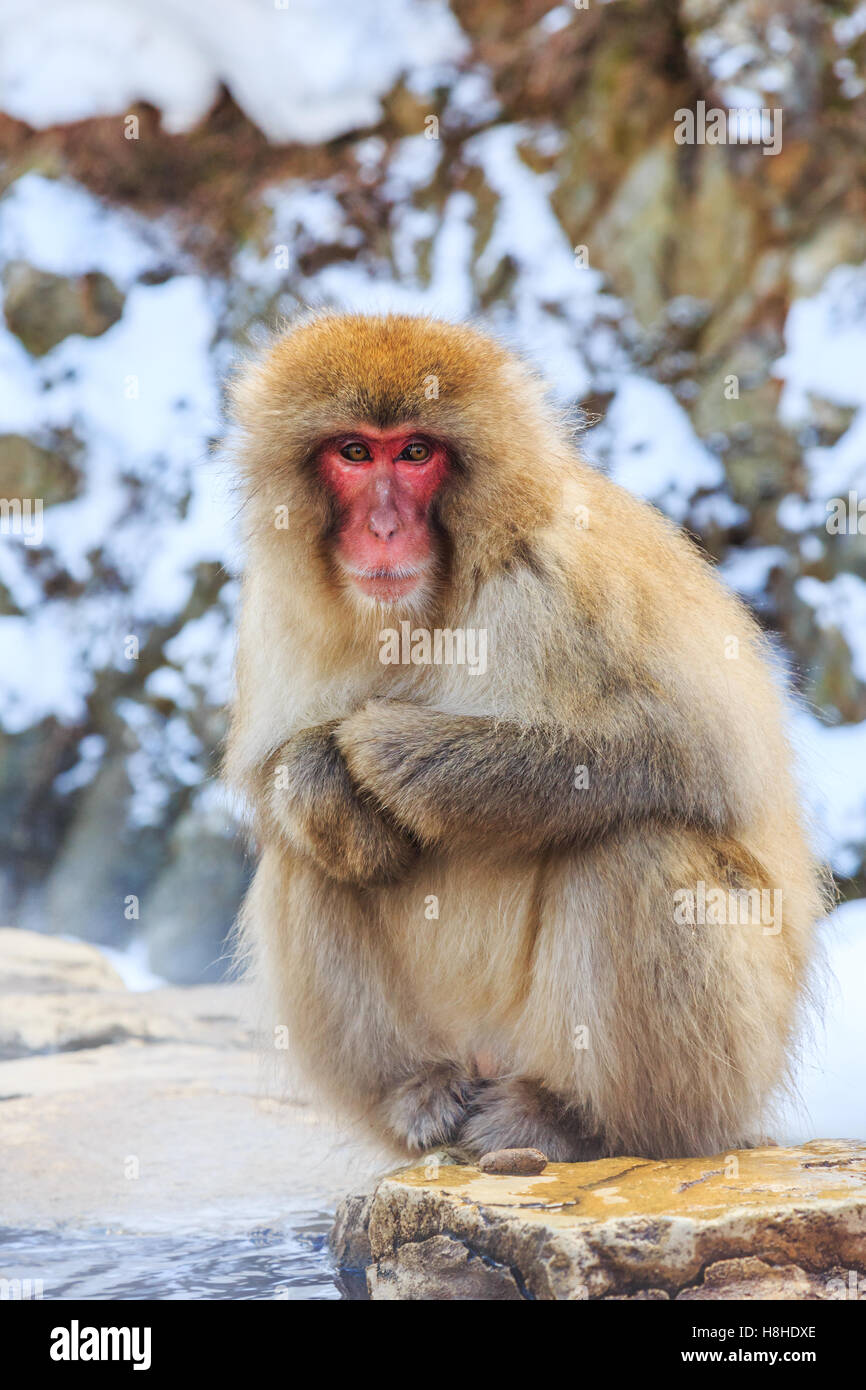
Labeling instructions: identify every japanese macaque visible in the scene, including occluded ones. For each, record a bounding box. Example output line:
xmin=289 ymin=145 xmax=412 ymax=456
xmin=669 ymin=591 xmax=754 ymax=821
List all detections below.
xmin=225 ymin=312 xmax=824 ymax=1162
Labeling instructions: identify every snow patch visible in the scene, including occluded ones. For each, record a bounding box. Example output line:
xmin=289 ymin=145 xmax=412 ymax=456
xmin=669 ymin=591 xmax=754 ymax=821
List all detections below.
xmin=590 ymin=375 xmax=723 ymax=520
xmin=0 ymin=0 xmax=467 ymax=143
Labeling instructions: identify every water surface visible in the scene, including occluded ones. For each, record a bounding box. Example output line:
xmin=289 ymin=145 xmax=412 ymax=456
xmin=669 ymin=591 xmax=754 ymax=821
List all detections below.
xmin=0 ymin=1215 xmax=339 ymax=1300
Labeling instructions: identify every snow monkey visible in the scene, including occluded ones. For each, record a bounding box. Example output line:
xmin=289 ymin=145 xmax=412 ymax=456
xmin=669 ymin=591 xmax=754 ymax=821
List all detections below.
xmin=225 ymin=312 xmax=824 ymax=1162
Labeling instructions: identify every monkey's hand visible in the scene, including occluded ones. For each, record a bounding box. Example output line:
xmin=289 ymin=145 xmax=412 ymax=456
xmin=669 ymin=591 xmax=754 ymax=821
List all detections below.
xmin=337 ymin=699 xmax=735 ymax=853
xmin=261 ymin=723 xmax=419 ymax=885
xmin=337 ymin=700 xmax=566 ymax=851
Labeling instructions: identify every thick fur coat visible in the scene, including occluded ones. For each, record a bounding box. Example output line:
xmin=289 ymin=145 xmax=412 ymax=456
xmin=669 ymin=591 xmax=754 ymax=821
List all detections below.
xmin=225 ymin=312 xmax=825 ymax=1160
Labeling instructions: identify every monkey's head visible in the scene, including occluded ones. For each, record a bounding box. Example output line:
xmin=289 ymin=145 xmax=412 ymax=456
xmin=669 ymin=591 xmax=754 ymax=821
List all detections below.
xmin=230 ymin=313 xmax=566 ymax=616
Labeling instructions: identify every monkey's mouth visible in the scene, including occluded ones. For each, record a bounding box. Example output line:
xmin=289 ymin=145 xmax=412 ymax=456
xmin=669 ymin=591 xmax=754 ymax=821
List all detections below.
xmin=343 ymin=563 xmax=427 ymax=600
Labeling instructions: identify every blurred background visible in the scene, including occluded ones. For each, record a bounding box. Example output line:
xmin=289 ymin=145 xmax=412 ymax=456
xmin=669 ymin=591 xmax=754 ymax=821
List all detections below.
xmin=0 ymin=0 xmax=864 ymax=1133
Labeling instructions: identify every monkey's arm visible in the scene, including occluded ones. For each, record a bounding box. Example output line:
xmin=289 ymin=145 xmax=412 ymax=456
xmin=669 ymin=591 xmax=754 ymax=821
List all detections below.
xmin=336 ymin=699 xmax=742 ymax=853
xmin=257 ymin=722 xmax=419 ymax=885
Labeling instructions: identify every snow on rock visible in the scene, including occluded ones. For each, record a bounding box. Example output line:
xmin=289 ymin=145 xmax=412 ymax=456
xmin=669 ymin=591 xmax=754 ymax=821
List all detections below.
xmin=0 ymin=173 xmax=231 ymax=741
xmin=790 ymin=708 xmax=866 ymax=878
xmin=776 ymin=263 xmax=866 ymax=423
xmin=796 ymin=574 xmax=866 ymax=685
xmin=721 ymin=544 xmax=788 ymax=598
xmin=0 ymin=173 xmax=177 ymax=287
xmin=589 ymin=374 xmax=724 ymax=521
xmin=0 ymin=0 xmax=467 ymax=143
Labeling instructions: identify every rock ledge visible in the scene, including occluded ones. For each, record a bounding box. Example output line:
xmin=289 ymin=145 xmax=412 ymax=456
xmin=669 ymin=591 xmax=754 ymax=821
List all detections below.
xmin=331 ymin=1141 xmax=866 ymax=1300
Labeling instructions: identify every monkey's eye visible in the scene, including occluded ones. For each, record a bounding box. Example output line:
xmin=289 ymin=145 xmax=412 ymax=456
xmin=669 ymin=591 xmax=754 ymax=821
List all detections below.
xmin=398 ymin=441 xmax=431 ymax=463
xmin=340 ymin=441 xmax=372 ymax=462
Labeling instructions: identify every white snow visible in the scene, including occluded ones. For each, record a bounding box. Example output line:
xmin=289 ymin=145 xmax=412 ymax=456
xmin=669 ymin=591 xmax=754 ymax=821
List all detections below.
xmin=0 ymin=0 xmax=467 ymax=143
xmin=774 ymin=262 xmax=866 ymax=522
xmin=0 ymin=612 xmax=94 ymax=732
xmin=537 ymin=6 xmax=572 ymax=37
xmin=797 ymin=573 xmax=866 ymax=684
xmin=162 ymin=599 xmax=239 ymax=707
xmin=721 ymin=544 xmax=788 ymax=598
xmin=0 ymin=176 xmax=231 ymax=738
xmin=247 ymin=123 xmax=635 ymax=405
xmin=0 ymin=172 xmax=176 ymax=287
xmin=93 ymin=936 xmax=168 ymax=991
xmin=782 ymin=898 xmax=866 ymax=1142
xmin=118 ymin=697 xmax=204 ymax=828
xmin=791 ymin=709 xmax=866 ymax=878
xmin=295 ymin=186 xmax=478 ymax=320
xmin=803 ymin=409 xmax=866 ymax=506
xmin=53 ymin=733 xmax=107 ymax=794
xmin=775 ymin=263 xmax=866 ymax=422
xmin=589 ymin=374 xmax=724 ymax=520
xmin=834 ymin=3 xmax=866 ymax=48
xmin=465 ymin=124 xmax=606 ymax=398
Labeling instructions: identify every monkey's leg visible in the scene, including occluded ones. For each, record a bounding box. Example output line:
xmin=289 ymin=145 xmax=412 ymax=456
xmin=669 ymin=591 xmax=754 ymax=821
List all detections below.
xmin=379 ymin=1061 xmax=480 ymax=1154
xmin=241 ymin=849 xmax=477 ymax=1154
xmin=522 ymin=826 xmax=804 ymax=1159
xmin=459 ymin=1077 xmax=604 ymax=1161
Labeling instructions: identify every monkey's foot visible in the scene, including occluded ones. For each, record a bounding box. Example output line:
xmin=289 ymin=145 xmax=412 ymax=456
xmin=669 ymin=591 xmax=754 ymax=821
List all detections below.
xmin=417 ymin=1143 xmax=473 ymax=1167
xmin=382 ymin=1062 xmax=478 ymax=1154
xmin=459 ymin=1077 xmax=603 ymax=1162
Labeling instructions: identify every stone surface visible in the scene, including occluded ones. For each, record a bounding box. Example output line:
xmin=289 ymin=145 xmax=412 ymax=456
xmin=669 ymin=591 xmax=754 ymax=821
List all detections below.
xmin=328 ymin=1191 xmax=375 ymax=1272
xmin=478 ymin=1147 xmax=548 ymax=1175
xmin=2 ymin=262 xmax=124 ymax=356
xmin=368 ymin=1234 xmax=525 ymax=1301
xmin=0 ymin=928 xmax=125 ymax=995
xmin=0 ymin=434 xmax=80 ymax=506
xmin=0 ymin=980 xmax=251 ymax=1058
xmin=334 ymin=1141 xmax=866 ymax=1300
xmin=0 ymin=930 xmax=388 ymax=1236
xmin=675 ymin=1256 xmax=852 ymax=1301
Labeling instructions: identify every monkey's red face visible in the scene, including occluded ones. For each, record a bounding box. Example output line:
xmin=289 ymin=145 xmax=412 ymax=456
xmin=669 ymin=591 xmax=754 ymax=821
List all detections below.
xmin=319 ymin=426 xmax=449 ymax=602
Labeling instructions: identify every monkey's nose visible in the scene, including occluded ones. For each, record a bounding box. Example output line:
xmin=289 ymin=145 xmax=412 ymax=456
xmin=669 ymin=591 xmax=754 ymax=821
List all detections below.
xmin=368 ymin=511 xmax=399 ymax=541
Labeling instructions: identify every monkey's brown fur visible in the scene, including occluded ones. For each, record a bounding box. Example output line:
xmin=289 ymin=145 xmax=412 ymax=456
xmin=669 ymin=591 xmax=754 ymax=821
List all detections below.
xmin=226 ymin=312 xmax=826 ymax=1161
